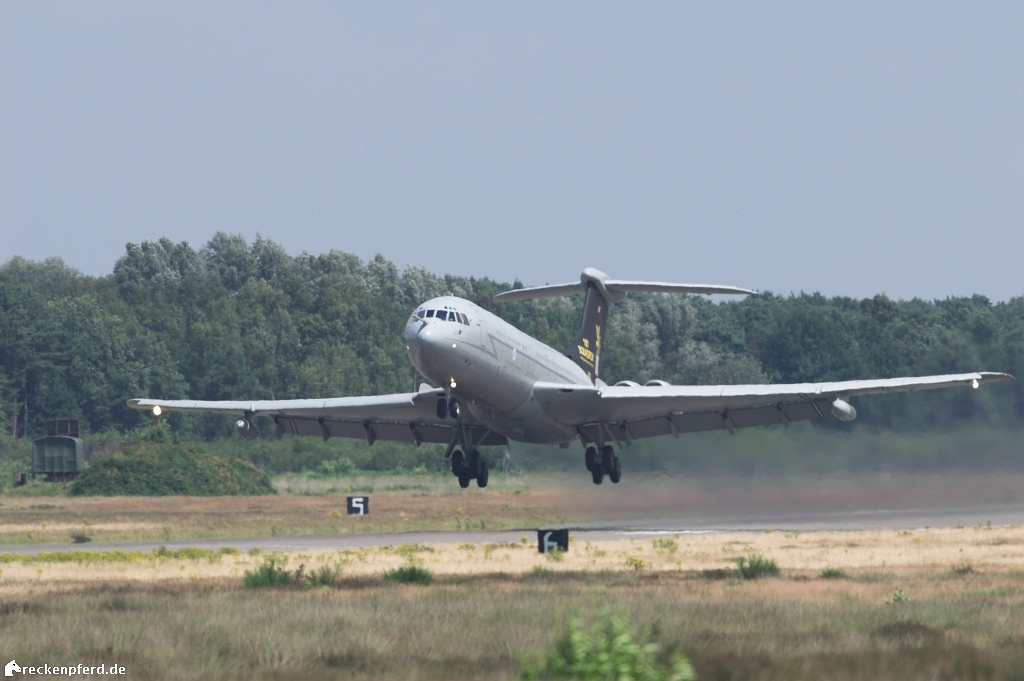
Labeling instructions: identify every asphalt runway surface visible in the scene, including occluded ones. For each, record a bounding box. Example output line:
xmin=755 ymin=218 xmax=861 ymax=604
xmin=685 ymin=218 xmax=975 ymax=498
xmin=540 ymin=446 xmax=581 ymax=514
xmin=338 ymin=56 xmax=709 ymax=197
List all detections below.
xmin=4 ymin=503 xmax=1024 ymax=556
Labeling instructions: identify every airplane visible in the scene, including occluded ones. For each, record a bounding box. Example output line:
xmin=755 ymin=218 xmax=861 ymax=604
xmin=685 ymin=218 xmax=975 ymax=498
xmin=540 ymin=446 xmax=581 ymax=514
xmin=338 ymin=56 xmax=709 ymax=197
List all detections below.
xmin=128 ymin=267 xmax=1014 ymax=488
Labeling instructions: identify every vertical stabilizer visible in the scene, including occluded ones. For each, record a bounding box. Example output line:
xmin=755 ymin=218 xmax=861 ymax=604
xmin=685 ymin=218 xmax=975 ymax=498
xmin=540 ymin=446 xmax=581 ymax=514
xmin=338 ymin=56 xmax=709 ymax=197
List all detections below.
xmin=565 ymin=283 xmax=609 ymax=382
xmin=491 ymin=266 xmax=754 ymax=383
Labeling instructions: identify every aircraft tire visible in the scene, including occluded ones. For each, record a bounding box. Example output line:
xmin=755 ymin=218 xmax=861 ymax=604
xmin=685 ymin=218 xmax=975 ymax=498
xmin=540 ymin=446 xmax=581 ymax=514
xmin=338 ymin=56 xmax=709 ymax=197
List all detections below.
xmin=591 ymin=468 xmax=604 ymax=485
xmin=469 ymin=449 xmax=481 ymax=475
xmin=601 ymin=445 xmax=615 ymax=474
xmin=458 ymin=474 xmax=471 ymax=489
xmin=451 ymin=450 xmax=464 ymax=476
xmin=584 ymin=447 xmax=597 ymax=472
xmin=449 ymin=398 xmax=461 ymax=420
xmin=476 ymin=466 xmax=489 ymax=488
xmin=609 ymin=457 xmax=621 ymax=484
xmin=436 ymin=399 xmax=447 ymax=419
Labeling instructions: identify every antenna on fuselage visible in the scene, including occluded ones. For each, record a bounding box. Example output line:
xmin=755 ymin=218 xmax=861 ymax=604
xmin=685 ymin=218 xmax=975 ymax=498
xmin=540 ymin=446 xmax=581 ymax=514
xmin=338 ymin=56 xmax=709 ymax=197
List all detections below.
xmin=492 ymin=268 xmax=756 ymax=383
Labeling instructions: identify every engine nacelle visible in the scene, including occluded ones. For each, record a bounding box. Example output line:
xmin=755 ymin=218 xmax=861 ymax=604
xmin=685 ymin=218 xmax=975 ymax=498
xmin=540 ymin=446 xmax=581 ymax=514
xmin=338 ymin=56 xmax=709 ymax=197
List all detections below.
xmin=235 ymin=418 xmax=261 ymax=440
xmin=614 ymin=380 xmax=641 ymax=387
xmin=644 ymin=380 xmax=671 ymax=387
xmin=830 ymin=398 xmax=857 ymax=422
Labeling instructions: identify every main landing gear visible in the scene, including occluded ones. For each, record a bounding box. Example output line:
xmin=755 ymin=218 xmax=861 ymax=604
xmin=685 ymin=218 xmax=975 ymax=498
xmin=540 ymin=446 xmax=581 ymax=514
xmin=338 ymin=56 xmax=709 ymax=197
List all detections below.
xmin=439 ymin=396 xmax=489 ymax=488
xmin=585 ymin=444 xmax=621 ymax=485
xmin=451 ymin=448 xmax=489 ymax=488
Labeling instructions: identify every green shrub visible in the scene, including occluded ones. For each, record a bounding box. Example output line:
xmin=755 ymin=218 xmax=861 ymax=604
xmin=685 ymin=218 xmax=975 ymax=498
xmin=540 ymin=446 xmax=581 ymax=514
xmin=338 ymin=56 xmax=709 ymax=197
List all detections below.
xmin=888 ymin=588 xmax=910 ymax=603
xmin=819 ymin=566 xmax=846 ymax=579
xmin=383 ymin=565 xmax=433 ymax=585
xmin=70 ymin=441 xmax=275 ymax=496
xmin=522 ymin=610 xmax=694 ymax=681
xmin=243 ymin=557 xmax=292 ymax=588
xmin=735 ymin=554 xmax=780 ymax=579
xmin=310 ymin=457 xmax=356 ymax=478
xmin=652 ymin=538 xmax=678 ymax=554
xmin=305 ymin=564 xmax=341 ymax=589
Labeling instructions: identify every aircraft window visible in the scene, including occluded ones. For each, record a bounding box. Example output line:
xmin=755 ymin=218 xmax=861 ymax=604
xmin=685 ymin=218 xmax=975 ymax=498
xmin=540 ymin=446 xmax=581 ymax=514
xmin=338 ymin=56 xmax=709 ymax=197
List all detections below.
xmin=425 ymin=310 xmax=435 ymax=318
xmin=460 ymin=313 xmax=469 ymax=325
xmin=415 ymin=310 xmax=424 ymax=318
xmin=436 ymin=310 xmax=448 ymax=321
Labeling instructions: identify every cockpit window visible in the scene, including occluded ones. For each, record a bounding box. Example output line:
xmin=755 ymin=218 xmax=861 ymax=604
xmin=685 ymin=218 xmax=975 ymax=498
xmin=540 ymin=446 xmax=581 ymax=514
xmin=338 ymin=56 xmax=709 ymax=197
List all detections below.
xmin=415 ymin=309 xmax=424 ymax=319
xmin=438 ymin=310 xmax=449 ymax=321
xmin=460 ymin=313 xmax=469 ymax=325
xmin=425 ymin=310 xmax=435 ymax=318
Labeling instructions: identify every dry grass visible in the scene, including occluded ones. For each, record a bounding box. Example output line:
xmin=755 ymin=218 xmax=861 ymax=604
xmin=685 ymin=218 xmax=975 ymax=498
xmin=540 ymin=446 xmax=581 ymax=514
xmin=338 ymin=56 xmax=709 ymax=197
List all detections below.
xmin=5 ymin=471 xmax=1024 ymax=546
xmin=0 ymin=483 xmax=555 ymax=545
xmin=2 ymin=567 xmax=1024 ymax=680
xmin=4 ymin=524 xmax=1024 ymax=679
xmin=4 ymin=524 xmax=1024 ymax=590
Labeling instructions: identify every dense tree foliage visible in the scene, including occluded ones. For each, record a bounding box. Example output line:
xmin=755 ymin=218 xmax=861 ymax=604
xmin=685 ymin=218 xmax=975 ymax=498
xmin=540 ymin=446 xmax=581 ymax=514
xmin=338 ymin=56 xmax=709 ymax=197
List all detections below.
xmin=1 ymin=234 xmax=1021 ymax=442
xmin=69 ymin=424 xmax=275 ymax=496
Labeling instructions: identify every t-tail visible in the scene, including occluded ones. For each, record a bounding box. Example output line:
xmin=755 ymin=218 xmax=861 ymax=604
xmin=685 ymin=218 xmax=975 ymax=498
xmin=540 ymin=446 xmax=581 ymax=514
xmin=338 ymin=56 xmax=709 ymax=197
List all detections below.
xmin=493 ymin=267 xmax=756 ymax=384
xmin=568 ymin=276 xmax=611 ymax=379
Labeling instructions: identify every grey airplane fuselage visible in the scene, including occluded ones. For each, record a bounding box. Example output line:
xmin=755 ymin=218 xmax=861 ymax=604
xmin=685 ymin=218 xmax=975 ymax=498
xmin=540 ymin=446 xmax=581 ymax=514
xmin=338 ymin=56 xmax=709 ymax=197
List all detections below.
xmin=404 ymin=296 xmax=588 ymax=444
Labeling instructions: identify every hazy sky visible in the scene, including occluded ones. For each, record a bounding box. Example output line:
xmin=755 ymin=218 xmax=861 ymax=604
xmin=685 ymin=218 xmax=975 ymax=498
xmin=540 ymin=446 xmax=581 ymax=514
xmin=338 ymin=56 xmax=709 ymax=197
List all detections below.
xmin=1 ymin=2 xmax=1021 ymax=300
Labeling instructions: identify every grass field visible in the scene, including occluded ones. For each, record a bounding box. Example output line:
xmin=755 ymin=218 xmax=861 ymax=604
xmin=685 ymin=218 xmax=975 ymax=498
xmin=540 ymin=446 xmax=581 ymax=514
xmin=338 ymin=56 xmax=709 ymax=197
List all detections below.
xmin=4 ymin=472 xmax=1024 ymax=679
xmin=3 ymin=525 xmax=1024 ymax=679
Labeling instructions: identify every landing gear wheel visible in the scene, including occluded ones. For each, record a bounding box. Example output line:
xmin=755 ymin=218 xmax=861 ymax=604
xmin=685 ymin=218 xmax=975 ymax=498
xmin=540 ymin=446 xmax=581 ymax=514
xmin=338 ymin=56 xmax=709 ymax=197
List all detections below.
xmin=591 ymin=468 xmax=604 ymax=484
xmin=609 ymin=457 xmax=621 ymax=484
xmin=476 ymin=466 xmax=489 ymax=488
xmin=601 ymin=445 xmax=615 ymax=474
xmin=448 ymin=398 xmax=461 ymax=420
xmin=469 ymin=449 xmax=481 ymax=476
xmin=451 ymin=449 xmax=464 ymax=476
xmin=458 ymin=474 xmax=471 ymax=488
xmin=436 ymin=399 xmax=448 ymax=419
xmin=584 ymin=447 xmax=597 ymax=472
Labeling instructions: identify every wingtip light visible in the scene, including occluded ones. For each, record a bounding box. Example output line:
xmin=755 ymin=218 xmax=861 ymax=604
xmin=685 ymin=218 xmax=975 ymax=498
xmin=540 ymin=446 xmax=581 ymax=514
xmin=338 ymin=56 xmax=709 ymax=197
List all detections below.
xmin=152 ymin=405 xmax=162 ymax=416
xmin=972 ymin=379 xmax=979 ymax=389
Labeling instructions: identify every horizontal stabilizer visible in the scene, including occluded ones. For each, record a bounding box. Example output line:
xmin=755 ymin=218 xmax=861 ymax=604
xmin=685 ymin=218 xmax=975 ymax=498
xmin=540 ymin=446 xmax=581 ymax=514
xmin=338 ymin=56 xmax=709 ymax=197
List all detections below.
xmin=493 ymin=267 xmax=755 ymax=303
xmin=493 ymin=282 xmax=587 ymax=302
xmin=604 ymin=281 xmax=757 ymax=296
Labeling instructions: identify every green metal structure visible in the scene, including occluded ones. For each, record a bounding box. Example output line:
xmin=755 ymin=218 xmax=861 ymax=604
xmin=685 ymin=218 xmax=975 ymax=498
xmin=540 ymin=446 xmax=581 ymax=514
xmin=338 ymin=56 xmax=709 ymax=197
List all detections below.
xmin=32 ymin=419 xmax=86 ymax=481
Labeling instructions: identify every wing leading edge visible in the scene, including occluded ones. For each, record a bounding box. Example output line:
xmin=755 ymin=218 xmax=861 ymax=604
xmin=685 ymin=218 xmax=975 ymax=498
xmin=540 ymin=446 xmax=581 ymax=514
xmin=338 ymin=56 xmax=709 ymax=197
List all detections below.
xmin=533 ymin=372 xmax=1015 ymax=444
xmin=126 ymin=387 xmax=507 ymax=448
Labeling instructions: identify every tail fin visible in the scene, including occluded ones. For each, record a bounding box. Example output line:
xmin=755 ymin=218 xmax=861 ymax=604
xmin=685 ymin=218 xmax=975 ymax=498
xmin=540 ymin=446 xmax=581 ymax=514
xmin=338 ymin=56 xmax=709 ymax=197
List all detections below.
xmin=492 ymin=267 xmax=755 ymax=384
xmin=566 ymin=283 xmax=609 ymax=381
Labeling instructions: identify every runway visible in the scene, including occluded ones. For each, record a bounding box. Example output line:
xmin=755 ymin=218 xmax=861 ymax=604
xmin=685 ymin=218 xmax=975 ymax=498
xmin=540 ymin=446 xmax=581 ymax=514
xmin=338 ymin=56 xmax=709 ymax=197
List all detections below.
xmin=3 ymin=502 xmax=1023 ymax=556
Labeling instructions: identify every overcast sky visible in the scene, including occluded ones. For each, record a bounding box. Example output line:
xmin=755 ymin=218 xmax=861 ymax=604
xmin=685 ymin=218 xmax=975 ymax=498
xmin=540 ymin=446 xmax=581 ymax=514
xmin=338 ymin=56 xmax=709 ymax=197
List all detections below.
xmin=1 ymin=2 xmax=1021 ymax=300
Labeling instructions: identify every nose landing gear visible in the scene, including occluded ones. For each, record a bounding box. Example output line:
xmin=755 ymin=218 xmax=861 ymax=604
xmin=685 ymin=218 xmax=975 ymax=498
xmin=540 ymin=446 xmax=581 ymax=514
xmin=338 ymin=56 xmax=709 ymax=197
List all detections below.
xmin=585 ymin=444 xmax=620 ymax=485
xmin=437 ymin=396 xmax=462 ymax=420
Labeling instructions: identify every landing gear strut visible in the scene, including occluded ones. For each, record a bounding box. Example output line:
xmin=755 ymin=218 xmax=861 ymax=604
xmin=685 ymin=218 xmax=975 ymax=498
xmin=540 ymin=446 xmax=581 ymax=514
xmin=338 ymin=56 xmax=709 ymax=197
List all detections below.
xmin=585 ymin=443 xmax=621 ymax=484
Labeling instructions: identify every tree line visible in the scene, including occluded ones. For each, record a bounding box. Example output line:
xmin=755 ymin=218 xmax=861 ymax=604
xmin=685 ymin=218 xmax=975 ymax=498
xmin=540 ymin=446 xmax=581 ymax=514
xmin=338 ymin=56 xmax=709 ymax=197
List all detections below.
xmin=1 ymin=233 xmax=1021 ymax=441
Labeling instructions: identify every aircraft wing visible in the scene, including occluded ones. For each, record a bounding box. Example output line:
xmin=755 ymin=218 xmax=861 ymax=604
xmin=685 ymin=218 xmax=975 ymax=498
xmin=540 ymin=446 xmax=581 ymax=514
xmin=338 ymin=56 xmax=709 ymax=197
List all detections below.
xmin=127 ymin=386 xmax=507 ymax=447
xmin=532 ymin=372 xmax=1015 ymax=444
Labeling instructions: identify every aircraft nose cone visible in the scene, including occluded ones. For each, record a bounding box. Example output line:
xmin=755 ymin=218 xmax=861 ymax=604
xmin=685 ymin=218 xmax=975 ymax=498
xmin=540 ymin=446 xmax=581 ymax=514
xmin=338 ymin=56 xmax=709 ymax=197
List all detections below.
xmin=405 ymin=319 xmax=439 ymax=361
xmin=404 ymin=319 xmax=421 ymax=344
xmin=405 ymin=318 xmax=448 ymax=381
